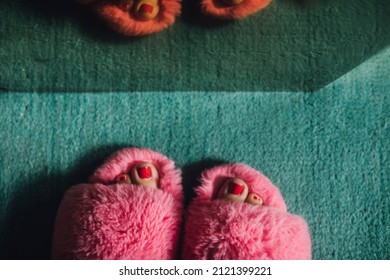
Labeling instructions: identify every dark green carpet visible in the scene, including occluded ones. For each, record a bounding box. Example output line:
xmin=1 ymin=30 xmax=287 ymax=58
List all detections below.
xmin=1 ymin=0 xmax=390 ymax=92
xmin=0 ymin=47 xmax=389 ymax=259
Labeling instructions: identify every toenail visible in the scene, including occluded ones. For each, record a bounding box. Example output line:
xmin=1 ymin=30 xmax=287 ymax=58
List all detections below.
xmin=228 ymin=183 xmax=244 ymax=195
xmin=115 ymin=173 xmax=131 ymax=183
xmin=118 ymin=0 xmax=132 ymax=11
xmin=139 ymin=3 xmax=154 ymax=14
xmin=137 ymin=166 xmax=152 ymax=179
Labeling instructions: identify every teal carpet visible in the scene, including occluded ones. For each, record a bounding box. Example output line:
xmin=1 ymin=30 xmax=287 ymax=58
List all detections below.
xmin=0 ymin=0 xmax=389 ymax=260
xmin=0 ymin=47 xmax=389 ymax=260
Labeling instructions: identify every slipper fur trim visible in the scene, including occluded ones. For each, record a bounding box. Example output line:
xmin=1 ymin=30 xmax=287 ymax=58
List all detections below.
xmin=201 ymin=0 xmax=272 ymax=20
xmin=77 ymin=0 xmax=181 ymax=36
xmin=89 ymin=147 xmax=182 ymax=203
xmin=182 ymin=163 xmax=311 ymax=260
xmin=52 ymin=148 xmax=183 ymax=259
xmin=183 ymin=200 xmax=311 ymax=259
xmin=196 ymin=163 xmax=287 ymax=211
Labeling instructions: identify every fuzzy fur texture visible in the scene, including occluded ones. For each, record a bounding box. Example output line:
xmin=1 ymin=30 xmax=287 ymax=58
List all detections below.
xmin=52 ymin=148 xmax=183 ymax=259
xmin=201 ymin=0 xmax=272 ymax=20
xmin=182 ymin=163 xmax=311 ymax=259
xmin=77 ymin=0 xmax=181 ymax=36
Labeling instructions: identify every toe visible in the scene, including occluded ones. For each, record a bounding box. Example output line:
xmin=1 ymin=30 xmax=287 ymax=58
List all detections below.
xmin=118 ymin=0 xmax=134 ymax=12
xmin=115 ymin=173 xmax=132 ymax=184
xmin=130 ymin=162 xmax=159 ymax=189
xmin=217 ymin=178 xmax=249 ymax=203
xmin=133 ymin=0 xmax=160 ymax=20
xmin=245 ymin=192 xmax=264 ymax=206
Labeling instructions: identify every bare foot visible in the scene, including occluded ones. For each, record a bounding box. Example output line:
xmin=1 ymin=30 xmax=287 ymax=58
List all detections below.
xmin=217 ymin=178 xmax=263 ymax=206
xmin=115 ymin=162 xmax=159 ymax=189
xmin=118 ymin=0 xmax=160 ymax=21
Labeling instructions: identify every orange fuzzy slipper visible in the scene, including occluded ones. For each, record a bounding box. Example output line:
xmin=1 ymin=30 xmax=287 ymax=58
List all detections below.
xmin=200 ymin=0 xmax=272 ymax=20
xmin=77 ymin=0 xmax=181 ymax=36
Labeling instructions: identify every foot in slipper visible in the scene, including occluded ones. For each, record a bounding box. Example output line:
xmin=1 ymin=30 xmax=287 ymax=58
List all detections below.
xmin=200 ymin=0 xmax=272 ymax=20
xmin=182 ymin=163 xmax=311 ymax=259
xmin=52 ymin=148 xmax=183 ymax=259
xmin=76 ymin=0 xmax=181 ymax=36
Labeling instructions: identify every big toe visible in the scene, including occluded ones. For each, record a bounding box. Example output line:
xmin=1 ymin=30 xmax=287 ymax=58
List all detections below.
xmin=217 ymin=178 xmax=249 ymax=203
xmin=133 ymin=0 xmax=160 ymax=20
xmin=130 ymin=162 xmax=159 ymax=189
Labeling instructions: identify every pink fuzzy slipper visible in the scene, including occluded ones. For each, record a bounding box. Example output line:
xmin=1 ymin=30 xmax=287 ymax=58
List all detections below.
xmin=52 ymin=148 xmax=183 ymax=259
xmin=76 ymin=0 xmax=181 ymax=36
xmin=182 ymin=163 xmax=311 ymax=259
xmin=200 ymin=0 xmax=272 ymax=20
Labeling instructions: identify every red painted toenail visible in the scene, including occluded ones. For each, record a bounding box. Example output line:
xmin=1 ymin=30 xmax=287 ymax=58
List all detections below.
xmin=138 ymin=166 xmax=152 ymax=179
xmin=116 ymin=173 xmax=130 ymax=182
xmin=139 ymin=4 xmax=154 ymax=14
xmin=253 ymin=195 xmax=258 ymax=200
xmin=228 ymin=183 xmax=244 ymax=195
